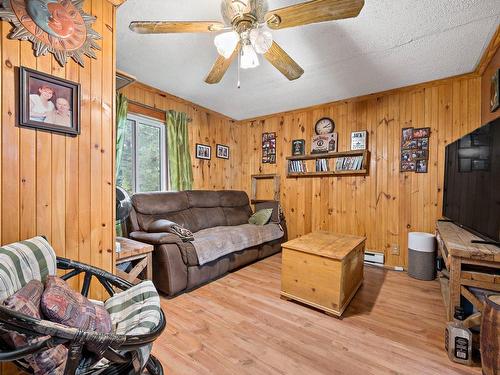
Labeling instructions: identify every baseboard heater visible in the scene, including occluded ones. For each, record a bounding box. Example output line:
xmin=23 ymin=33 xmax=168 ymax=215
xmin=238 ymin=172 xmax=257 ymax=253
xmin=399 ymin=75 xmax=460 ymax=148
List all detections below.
xmin=364 ymin=251 xmax=384 ymax=266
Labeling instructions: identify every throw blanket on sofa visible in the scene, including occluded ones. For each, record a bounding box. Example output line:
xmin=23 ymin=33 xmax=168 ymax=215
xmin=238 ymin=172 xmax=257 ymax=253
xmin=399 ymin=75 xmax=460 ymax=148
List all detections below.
xmin=192 ymin=224 xmax=284 ymax=266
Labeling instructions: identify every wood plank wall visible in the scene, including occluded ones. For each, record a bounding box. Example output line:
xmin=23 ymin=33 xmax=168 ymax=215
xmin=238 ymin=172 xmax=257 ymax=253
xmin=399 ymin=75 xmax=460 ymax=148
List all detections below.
xmin=0 ymin=1 xmax=116 ymax=373
xmin=119 ymin=82 xmax=241 ymax=191
xmin=480 ymin=38 xmax=500 ymax=123
xmin=237 ymin=74 xmax=482 ymax=268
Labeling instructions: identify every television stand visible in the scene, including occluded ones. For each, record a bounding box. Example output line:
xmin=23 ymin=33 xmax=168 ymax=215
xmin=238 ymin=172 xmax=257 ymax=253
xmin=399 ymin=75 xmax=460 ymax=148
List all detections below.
xmin=471 ymin=240 xmax=500 ymax=248
xmin=436 ymin=221 xmax=500 ymax=321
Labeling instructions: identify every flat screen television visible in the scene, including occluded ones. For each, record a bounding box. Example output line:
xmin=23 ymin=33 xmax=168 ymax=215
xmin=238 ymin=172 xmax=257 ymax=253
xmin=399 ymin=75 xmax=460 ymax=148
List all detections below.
xmin=443 ymin=118 xmax=500 ymax=244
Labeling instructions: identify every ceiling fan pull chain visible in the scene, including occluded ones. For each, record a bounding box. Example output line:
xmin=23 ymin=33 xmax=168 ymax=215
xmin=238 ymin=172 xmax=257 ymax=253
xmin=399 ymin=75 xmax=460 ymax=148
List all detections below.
xmin=237 ymin=48 xmax=241 ymax=89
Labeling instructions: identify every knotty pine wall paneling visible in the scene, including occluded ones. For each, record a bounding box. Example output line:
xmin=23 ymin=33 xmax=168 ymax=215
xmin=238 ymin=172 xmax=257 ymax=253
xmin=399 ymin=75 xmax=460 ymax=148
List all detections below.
xmin=0 ymin=3 xmax=116 ymax=294
xmin=237 ymin=75 xmax=482 ymax=268
xmin=481 ymin=43 xmax=500 ymax=124
xmin=119 ymin=82 xmax=241 ymax=191
xmin=1 ymin=2 xmax=117 ymax=372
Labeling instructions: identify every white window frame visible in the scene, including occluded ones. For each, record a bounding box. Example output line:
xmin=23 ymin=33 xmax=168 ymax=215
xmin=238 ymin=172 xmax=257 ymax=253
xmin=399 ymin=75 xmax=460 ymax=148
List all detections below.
xmin=126 ymin=113 xmax=168 ymax=193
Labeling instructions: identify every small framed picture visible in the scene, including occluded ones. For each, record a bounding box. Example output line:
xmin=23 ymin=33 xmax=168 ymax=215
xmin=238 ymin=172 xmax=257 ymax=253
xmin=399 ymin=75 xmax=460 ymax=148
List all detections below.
xmin=19 ymin=67 xmax=80 ymax=136
xmin=291 ymin=139 xmax=305 ymax=156
xmin=401 ymin=150 xmax=413 ymax=162
xmin=417 ymin=137 xmax=429 ymax=150
xmin=400 ymin=161 xmax=416 ymax=172
xmin=401 ymin=127 xmax=414 ymax=148
xmin=413 ymin=127 xmax=430 ymax=138
xmin=351 ymin=130 xmax=367 ymax=150
xmin=196 ymin=143 xmax=211 ymax=160
xmin=491 ymin=69 xmax=500 ymax=112
xmin=411 ymin=149 xmax=428 ymax=160
xmin=262 ymin=132 xmax=277 ymax=164
xmin=216 ymin=144 xmax=229 ymax=159
xmin=416 ymin=159 xmax=428 ymax=173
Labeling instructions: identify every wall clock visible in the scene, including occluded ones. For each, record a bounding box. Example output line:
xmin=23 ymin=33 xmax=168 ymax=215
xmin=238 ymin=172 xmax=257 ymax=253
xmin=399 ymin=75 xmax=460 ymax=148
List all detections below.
xmin=315 ymin=117 xmax=335 ymax=135
xmin=0 ymin=0 xmax=101 ymax=67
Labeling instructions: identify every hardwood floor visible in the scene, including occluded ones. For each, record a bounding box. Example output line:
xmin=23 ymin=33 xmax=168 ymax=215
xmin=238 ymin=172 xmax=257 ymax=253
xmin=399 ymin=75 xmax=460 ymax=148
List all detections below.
xmin=152 ymin=254 xmax=481 ymax=374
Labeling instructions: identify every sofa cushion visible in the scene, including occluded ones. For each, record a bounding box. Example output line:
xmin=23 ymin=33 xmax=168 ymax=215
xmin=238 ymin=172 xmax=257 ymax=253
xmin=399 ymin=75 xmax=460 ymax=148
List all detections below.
xmin=223 ymin=206 xmax=252 ymax=226
xmin=41 ymin=276 xmax=112 ymax=334
xmin=186 ymin=190 xmax=221 ymax=208
xmin=219 ymin=191 xmax=249 ymax=207
xmin=132 ymin=191 xmax=189 ymax=215
xmin=192 ymin=224 xmax=284 ymax=266
xmin=191 ymin=207 xmax=227 ymax=231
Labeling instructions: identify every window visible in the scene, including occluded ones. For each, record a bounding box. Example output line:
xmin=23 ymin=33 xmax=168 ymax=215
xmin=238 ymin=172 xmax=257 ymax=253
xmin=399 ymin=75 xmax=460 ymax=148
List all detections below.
xmin=117 ymin=114 xmax=167 ymax=194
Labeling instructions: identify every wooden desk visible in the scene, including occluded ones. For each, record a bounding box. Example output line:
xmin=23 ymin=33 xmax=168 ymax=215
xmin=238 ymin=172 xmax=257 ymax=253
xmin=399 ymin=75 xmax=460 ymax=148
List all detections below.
xmin=281 ymin=231 xmax=365 ymax=317
xmin=116 ymin=237 xmax=154 ymax=284
xmin=436 ymin=221 xmax=500 ymax=320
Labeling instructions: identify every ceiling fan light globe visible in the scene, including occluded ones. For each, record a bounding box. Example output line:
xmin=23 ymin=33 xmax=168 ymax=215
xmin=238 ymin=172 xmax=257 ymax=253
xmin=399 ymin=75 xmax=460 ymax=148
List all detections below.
xmin=214 ymin=31 xmax=239 ymax=58
xmin=240 ymin=44 xmax=260 ymax=69
xmin=249 ymin=28 xmax=272 ymax=54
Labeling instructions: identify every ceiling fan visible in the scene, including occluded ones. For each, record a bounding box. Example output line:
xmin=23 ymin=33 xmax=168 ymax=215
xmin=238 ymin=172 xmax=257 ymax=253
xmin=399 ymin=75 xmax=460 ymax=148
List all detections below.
xmin=129 ymin=0 xmax=364 ymax=85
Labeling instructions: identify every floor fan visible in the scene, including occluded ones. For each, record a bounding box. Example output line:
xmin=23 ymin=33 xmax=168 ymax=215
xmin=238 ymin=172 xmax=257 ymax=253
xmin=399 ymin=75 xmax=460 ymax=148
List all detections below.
xmin=116 ymin=186 xmax=132 ymax=254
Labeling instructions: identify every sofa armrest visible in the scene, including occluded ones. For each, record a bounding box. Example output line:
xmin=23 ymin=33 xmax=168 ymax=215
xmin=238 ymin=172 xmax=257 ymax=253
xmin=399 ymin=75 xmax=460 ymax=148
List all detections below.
xmin=129 ymin=231 xmax=183 ymax=246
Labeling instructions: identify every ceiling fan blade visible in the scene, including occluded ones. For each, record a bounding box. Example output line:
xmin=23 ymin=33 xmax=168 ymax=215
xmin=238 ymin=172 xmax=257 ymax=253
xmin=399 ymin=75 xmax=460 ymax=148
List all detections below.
xmin=266 ymin=0 xmax=364 ymax=30
xmin=264 ymin=42 xmax=304 ymax=81
xmin=130 ymin=21 xmax=226 ymax=34
xmin=205 ymin=43 xmax=241 ymax=84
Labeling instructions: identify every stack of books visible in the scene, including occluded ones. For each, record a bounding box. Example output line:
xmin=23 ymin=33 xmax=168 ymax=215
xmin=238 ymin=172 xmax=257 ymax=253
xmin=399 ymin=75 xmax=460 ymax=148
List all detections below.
xmin=315 ymin=159 xmax=329 ymax=172
xmin=288 ymin=160 xmax=308 ymax=173
xmin=335 ymin=156 xmax=364 ymax=172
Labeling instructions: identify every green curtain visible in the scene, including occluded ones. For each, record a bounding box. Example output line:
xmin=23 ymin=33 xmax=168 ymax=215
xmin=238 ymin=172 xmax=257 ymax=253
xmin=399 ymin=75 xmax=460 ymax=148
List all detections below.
xmin=116 ymin=93 xmax=128 ymax=178
xmin=167 ymin=110 xmax=193 ymax=191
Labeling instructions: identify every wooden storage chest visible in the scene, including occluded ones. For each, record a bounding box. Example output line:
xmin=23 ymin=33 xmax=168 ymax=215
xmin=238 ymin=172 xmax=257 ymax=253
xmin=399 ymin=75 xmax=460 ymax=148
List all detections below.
xmin=281 ymin=231 xmax=366 ymax=317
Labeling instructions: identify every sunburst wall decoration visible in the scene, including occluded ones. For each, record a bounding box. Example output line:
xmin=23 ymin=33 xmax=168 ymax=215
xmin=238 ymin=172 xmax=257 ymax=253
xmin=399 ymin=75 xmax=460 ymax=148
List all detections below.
xmin=0 ymin=0 xmax=101 ymax=67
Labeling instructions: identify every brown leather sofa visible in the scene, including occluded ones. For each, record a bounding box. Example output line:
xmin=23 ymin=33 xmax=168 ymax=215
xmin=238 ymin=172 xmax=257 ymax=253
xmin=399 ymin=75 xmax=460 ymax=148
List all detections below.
xmin=127 ymin=190 xmax=286 ymax=296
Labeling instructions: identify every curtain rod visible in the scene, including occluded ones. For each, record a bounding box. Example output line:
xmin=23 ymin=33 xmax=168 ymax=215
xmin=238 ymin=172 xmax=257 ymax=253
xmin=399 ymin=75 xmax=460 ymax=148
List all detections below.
xmin=127 ymin=99 xmax=192 ymax=122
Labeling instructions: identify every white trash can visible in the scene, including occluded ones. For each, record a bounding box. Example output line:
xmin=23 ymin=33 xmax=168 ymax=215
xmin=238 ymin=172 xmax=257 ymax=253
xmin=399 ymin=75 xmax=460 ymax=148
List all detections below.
xmin=408 ymin=232 xmax=436 ymax=281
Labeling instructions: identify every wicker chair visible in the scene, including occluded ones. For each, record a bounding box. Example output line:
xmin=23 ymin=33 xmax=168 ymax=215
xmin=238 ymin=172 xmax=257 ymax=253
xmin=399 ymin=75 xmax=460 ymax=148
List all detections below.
xmin=0 ymin=237 xmax=166 ymax=375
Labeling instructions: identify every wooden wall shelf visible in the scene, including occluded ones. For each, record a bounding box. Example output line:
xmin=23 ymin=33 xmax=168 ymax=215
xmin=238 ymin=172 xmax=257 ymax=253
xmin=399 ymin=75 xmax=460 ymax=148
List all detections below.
xmin=286 ymin=150 xmax=367 ymax=161
xmin=286 ymin=150 xmax=370 ymax=178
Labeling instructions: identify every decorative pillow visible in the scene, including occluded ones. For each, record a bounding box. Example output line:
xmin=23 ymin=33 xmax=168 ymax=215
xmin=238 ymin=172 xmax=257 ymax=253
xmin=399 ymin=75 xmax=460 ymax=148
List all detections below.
xmin=1 ymin=279 xmax=44 ymax=347
xmin=41 ymin=276 xmax=112 ymax=334
xmin=248 ymin=209 xmax=273 ymax=226
xmin=1 ymin=279 xmax=68 ymax=375
xmin=148 ymin=219 xmax=194 ymax=241
xmin=255 ymin=201 xmax=282 ymax=223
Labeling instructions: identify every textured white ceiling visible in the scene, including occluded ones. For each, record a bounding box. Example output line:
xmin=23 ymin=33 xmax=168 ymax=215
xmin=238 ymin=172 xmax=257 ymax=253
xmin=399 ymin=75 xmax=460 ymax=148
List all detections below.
xmin=117 ymin=0 xmax=500 ymax=120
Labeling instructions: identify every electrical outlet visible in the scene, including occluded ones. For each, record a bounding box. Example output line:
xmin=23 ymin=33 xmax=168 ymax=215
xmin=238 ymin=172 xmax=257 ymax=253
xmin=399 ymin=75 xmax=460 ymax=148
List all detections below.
xmin=391 ymin=244 xmax=400 ymax=255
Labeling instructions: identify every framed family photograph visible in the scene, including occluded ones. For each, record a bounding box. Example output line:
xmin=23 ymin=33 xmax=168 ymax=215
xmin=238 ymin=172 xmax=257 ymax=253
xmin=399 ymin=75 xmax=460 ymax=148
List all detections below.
xmin=196 ymin=144 xmax=211 ymax=160
xmin=216 ymin=144 xmax=229 ymax=159
xmin=19 ymin=67 xmax=80 ymax=136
